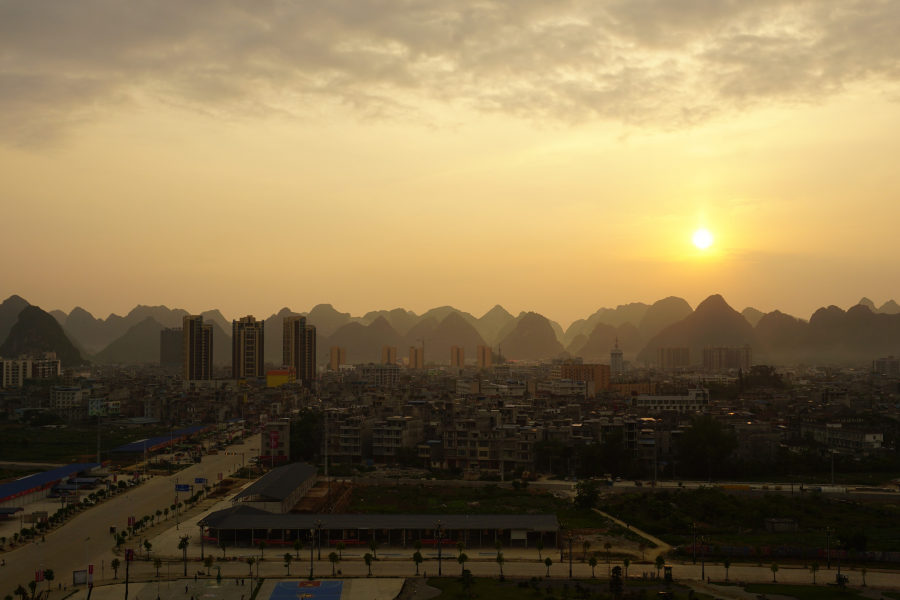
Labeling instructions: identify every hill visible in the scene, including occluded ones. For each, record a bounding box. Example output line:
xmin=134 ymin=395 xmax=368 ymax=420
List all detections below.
xmin=49 ymin=310 xmax=68 ymax=325
xmin=200 ymin=309 xmax=231 ymax=333
xmin=636 ymin=295 xmax=759 ymax=364
xmin=575 ymin=322 xmax=645 ymax=362
xmin=755 ymin=310 xmax=808 ymax=363
xmin=0 ymin=305 xmax=89 ymax=367
xmin=476 ymin=305 xmax=515 ymax=345
xmin=789 ymin=304 xmax=900 ymax=364
xmin=857 ymin=298 xmax=900 ymax=315
xmin=428 ymin=312 xmax=487 ymax=363
xmin=93 ymin=317 xmax=164 ymax=364
xmin=637 ymin=297 xmax=693 ymax=339
xmin=306 ymin=304 xmax=354 ymax=338
xmin=325 ymin=316 xmax=404 ymax=364
xmin=562 ymin=302 xmax=650 ymax=346
xmin=0 ymin=295 xmax=31 ymax=345
xmin=498 ymin=312 xmax=564 ymax=360
xmin=262 ymin=308 xmax=303 ymax=364
xmin=741 ymin=307 xmax=766 ymax=327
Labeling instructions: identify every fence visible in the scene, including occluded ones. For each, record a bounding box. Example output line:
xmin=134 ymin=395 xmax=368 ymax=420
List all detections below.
xmin=686 ymin=544 xmax=900 ymax=562
xmin=339 ymin=476 xmax=573 ymax=492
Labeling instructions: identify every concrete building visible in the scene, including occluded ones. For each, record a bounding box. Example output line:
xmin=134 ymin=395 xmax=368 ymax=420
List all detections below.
xmin=798 ymin=422 xmax=883 ymax=452
xmin=631 ymin=388 xmax=709 ymax=412
xmin=657 ymin=346 xmax=691 ymax=370
xmin=381 ymin=346 xmax=397 ymax=365
xmin=559 ymin=363 xmax=610 ymax=394
xmin=260 ymin=419 xmax=290 ymax=465
xmin=373 ymin=416 xmax=424 ymax=463
xmin=610 ymin=339 xmax=624 ymax=373
xmin=283 ymin=316 xmax=317 ymax=383
xmin=231 ymin=462 xmax=318 ymax=514
xmin=476 ymin=345 xmax=492 ymax=369
xmin=450 ymin=346 xmax=465 ymax=368
xmin=873 ymin=356 xmax=900 ymax=376
xmin=702 ymin=345 xmax=752 ymax=371
xmin=160 ymin=327 xmax=183 ymax=367
xmin=183 ymin=315 xmax=213 ymax=380
xmin=266 ymin=368 xmax=296 ymax=388
xmin=360 ymin=364 xmax=402 ymax=387
xmin=0 ymin=353 xmax=61 ymax=388
xmin=232 ymin=316 xmax=265 ymax=380
xmin=329 ymin=346 xmax=347 ymax=371
xmin=408 ymin=346 xmax=424 ymax=370
xmin=326 ymin=414 xmax=375 ymax=464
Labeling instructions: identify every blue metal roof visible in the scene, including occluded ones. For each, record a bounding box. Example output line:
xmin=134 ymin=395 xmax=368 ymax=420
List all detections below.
xmin=0 ymin=464 xmax=100 ymax=503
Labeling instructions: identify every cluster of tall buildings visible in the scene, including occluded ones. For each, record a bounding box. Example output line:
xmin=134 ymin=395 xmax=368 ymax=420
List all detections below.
xmin=328 ymin=343 xmax=496 ymax=371
xmin=160 ymin=314 xmax=316 ymax=385
xmin=655 ymin=345 xmax=753 ymax=372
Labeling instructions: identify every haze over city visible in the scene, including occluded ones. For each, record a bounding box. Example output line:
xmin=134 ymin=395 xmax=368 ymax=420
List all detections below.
xmin=2 ymin=2 xmax=900 ymax=599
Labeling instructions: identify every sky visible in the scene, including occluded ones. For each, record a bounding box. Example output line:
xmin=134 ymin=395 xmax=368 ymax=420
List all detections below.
xmin=2 ymin=0 xmax=900 ymax=328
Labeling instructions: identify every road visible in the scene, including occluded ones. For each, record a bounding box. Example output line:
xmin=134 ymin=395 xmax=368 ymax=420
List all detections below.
xmin=0 ymin=435 xmax=261 ymax=596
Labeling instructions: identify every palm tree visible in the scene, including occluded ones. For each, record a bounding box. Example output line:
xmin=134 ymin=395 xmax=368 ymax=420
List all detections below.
xmin=258 ymin=540 xmax=267 ymax=559
xmin=589 ymin=556 xmax=598 ymax=578
xmin=412 ymin=551 xmax=424 ymax=575
xmin=623 ymin=557 xmax=630 ymax=579
xmin=809 ymin=561 xmax=819 ymax=584
xmin=458 ymin=552 xmax=468 ymax=574
xmin=143 ymin=539 xmax=153 ymax=558
xmin=369 ymin=539 xmax=378 ymax=559
xmin=155 ymin=510 xmax=162 ymax=524
xmin=154 ymin=558 xmax=162 ymax=577
xmin=164 ymin=507 xmax=170 ymax=520
xmin=364 ymin=553 xmax=374 ymax=577
xmin=294 ymin=539 xmax=303 ymax=559
xmin=582 ymin=540 xmax=591 ymax=561
xmin=246 ymin=557 xmax=255 ymax=576
xmin=496 ymin=552 xmax=505 ymax=578
xmin=336 ymin=541 xmax=346 ymax=559
xmin=638 ymin=542 xmax=646 ymax=562
xmin=535 ymin=539 xmax=544 ymax=561
xmin=770 ymin=563 xmax=779 ymax=582
xmin=544 ymin=557 xmax=553 ymax=577
xmin=604 ymin=541 xmax=613 ymax=563
xmin=329 ymin=552 xmax=340 ymax=575
xmin=283 ymin=553 xmax=292 ymax=576
xmin=723 ymin=558 xmax=731 ymax=581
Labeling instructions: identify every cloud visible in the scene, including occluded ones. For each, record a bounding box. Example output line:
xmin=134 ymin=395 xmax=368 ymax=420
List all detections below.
xmin=1 ymin=0 xmax=899 ymax=144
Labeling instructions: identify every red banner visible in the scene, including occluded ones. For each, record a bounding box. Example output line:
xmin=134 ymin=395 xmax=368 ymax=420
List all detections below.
xmin=125 ymin=548 xmax=135 ymax=562
xmin=35 ymin=571 xmax=44 ymax=582
xmin=269 ymin=431 xmax=279 ymax=449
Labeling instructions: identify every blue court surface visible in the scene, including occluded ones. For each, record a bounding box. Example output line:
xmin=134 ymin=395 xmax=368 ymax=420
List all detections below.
xmin=269 ymin=581 xmax=343 ymax=600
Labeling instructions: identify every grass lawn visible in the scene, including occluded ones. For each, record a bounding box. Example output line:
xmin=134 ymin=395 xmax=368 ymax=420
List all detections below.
xmin=428 ymin=577 xmax=715 ymax=599
xmin=0 ymin=424 xmax=184 ymax=462
xmin=881 ymin=592 xmax=900 ymax=600
xmin=743 ymin=584 xmax=864 ymax=599
xmin=347 ymin=484 xmax=609 ymax=530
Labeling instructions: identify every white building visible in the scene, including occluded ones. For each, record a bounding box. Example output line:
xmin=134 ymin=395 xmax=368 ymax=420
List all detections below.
xmin=632 ymin=388 xmax=709 ymax=412
xmin=0 ymin=353 xmax=61 ymax=388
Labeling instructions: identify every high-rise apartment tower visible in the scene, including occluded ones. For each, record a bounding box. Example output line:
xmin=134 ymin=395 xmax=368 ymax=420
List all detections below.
xmin=329 ymin=346 xmax=347 ymax=371
xmin=232 ymin=316 xmax=265 ymax=380
xmin=183 ymin=315 xmax=213 ymax=380
xmin=476 ymin=345 xmax=492 ymax=369
xmin=450 ymin=346 xmax=465 ymax=368
xmin=381 ymin=346 xmax=397 ymax=365
xmin=284 ymin=316 xmax=317 ymax=383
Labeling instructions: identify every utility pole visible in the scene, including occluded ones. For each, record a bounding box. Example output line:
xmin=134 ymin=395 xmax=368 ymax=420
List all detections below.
xmin=568 ymin=534 xmax=573 ymax=578
xmin=700 ymin=536 xmax=708 ymax=580
xmin=691 ymin=524 xmax=698 ymax=564
xmin=824 ymin=527 xmax=834 ymax=570
xmin=435 ymin=520 xmax=445 ymax=576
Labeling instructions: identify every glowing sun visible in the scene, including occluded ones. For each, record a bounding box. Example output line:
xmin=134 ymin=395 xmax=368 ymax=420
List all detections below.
xmin=693 ymin=228 xmax=714 ymax=250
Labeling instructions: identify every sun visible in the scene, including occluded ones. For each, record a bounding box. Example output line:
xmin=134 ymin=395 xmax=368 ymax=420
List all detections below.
xmin=692 ymin=228 xmax=714 ymax=250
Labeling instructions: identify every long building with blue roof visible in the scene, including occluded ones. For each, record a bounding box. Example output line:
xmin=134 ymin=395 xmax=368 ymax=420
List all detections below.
xmin=110 ymin=424 xmax=216 ymax=454
xmin=0 ymin=463 xmax=102 ymax=507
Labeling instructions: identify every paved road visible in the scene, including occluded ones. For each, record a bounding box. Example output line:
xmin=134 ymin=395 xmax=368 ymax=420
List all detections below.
xmin=0 ymin=435 xmax=261 ymax=596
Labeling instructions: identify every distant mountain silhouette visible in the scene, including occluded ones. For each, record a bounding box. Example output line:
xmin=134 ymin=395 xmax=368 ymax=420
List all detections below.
xmin=306 ymin=304 xmax=353 ymax=338
xmin=402 ymin=317 xmax=440 ymax=357
xmin=563 ymin=302 xmax=650 ymax=346
xmin=575 ymin=322 xmax=644 ymax=362
xmin=477 ymin=305 xmax=515 ymax=344
xmin=638 ymin=297 xmax=694 ymax=339
xmin=755 ymin=310 xmax=808 ymax=363
xmin=262 ymin=308 xmax=303 ymax=364
xmin=637 ymin=295 xmax=758 ymax=364
xmin=784 ymin=304 xmax=900 ymax=364
xmin=0 ymin=305 xmax=89 ymax=367
xmin=741 ymin=307 xmax=766 ymax=327
xmin=325 ymin=316 xmax=404 ymax=364
xmin=64 ymin=304 xmax=190 ymax=352
xmin=93 ymin=317 xmax=164 ymax=364
xmin=49 ymin=310 xmax=68 ymax=325
xmin=498 ymin=312 xmax=564 ymax=360
xmin=208 ymin=320 xmax=232 ymax=366
xmin=0 ymin=295 xmax=31 ymax=345
xmin=360 ymin=308 xmax=420 ymax=335
xmin=200 ymin=309 xmax=231 ymax=334
xmin=565 ymin=333 xmax=589 ymax=356
xmin=857 ymin=298 xmax=900 ymax=315
xmin=428 ymin=312 xmax=487 ymax=362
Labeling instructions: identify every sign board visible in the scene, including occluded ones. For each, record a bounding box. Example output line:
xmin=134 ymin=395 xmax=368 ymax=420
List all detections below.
xmin=175 ymin=484 xmax=191 ymax=492
xmin=194 ymin=478 xmax=206 ymax=484
xmin=269 ymin=431 xmax=279 ymax=449
xmin=35 ymin=570 xmax=44 ymax=582
xmin=73 ymin=571 xmax=87 ymax=585
xmin=127 ymin=516 xmax=136 ymax=527
xmin=125 ymin=548 xmax=135 ymax=562
xmin=217 ymin=473 xmax=223 ymax=481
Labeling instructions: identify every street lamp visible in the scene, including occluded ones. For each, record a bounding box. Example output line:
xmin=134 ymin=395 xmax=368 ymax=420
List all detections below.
xmin=434 ymin=520 xmax=445 ymax=576
xmin=691 ymin=524 xmax=699 ymax=564
xmin=836 ymin=539 xmax=843 ymax=577
xmin=308 ymin=528 xmax=315 ymax=580
xmin=824 ymin=527 xmax=834 ymax=570
xmin=567 ymin=534 xmax=575 ymax=578
xmin=558 ymin=525 xmax=565 ymax=562
xmin=699 ymin=536 xmax=708 ymax=581
xmin=314 ymin=520 xmax=325 ymax=561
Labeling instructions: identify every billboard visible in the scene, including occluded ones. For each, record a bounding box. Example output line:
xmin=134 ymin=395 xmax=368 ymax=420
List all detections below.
xmin=73 ymin=571 xmax=87 ymax=585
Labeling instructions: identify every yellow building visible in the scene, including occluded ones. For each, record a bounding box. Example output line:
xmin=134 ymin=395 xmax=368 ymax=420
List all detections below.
xmin=450 ymin=346 xmax=465 ymax=367
xmin=381 ymin=346 xmax=397 ymax=365
xmin=476 ymin=345 xmax=492 ymax=369
xmin=266 ymin=367 xmax=296 ymax=388
xmin=408 ymin=346 xmax=424 ymax=369
xmin=329 ymin=346 xmax=347 ymax=371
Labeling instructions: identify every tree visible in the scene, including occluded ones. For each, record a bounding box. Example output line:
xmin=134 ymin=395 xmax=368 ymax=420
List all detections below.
xmin=143 ymin=539 xmax=153 ymax=558
xmin=369 ymin=539 xmax=378 ymax=559
xmin=458 ymin=552 xmax=468 ymax=574
xmin=623 ymin=557 xmax=630 ymax=578
xmin=723 ymin=558 xmax=731 ymax=581
xmin=27 ymin=582 xmax=36 ymax=600
xmin=809 ymin=561 xmax=819 ymax=584
xmin=589 ymin=556 xmax=598 ymax=578
xmin=364 ymin=553 xmax=374 ymax=577
xmin=283 ymin=553 xmax=292 ymax=576
xmin=414 ymin=540 xmax=423 ymax=552
xmin=328 ymin=552 xmax=340 ymax=575
xmin=14 ymin=585 xmax=25 ymax=600
xmin=496 ymin=552 xmax=505 ymax=578
xmin=245 ymin=557 xmax=255 ymax=576
xmin=861 ymin=567 xmax=868 ymax=586
xmin=155 ymin=510 xmax=162 ymax=524
xmin=609 ymin=566 xmax=624 ymax=599
xmin=582 ymin=540 xmax=591 ymax=561
xmin=154 ymin=558 xmax=163 ymax=576
xmin=573 ymin=480 xmax=601 ymax=510
xmin=178 ymin=536 xmax=191 ymax=576
xmin=638 ymin=542 xmax=646 ymax=562
xmin=111 ymin=558 xmax=121 ymax=579
xmin=258 ymin=540 xmax=267 ymax=559
xmin=456 ymin=540 xmax=465 ymax=556
xmin=544 ymin=557 xmax=553 ymax=577
xmin=293 ymin=539 xmax=303 ymax=559
xmin=677 ymin=415 xmax=738 ymax=480
xmin=536 ymin=539 xmax=544 ymax=561
xmin=44 ymin=569 xmax=55 ymax=591
xmin=461 ymin=569 xmax=475 ymax=599
xmin=770 ymin=563 xmax=779 ymax=582
xmin=495 ymin=540 xmax=503 ymax=555
xmin=336 ymin=541 xmax=346 ymax=559
xmin=604 ymin=541 xmax=613 ymax=563
xmin=655 ymin=555 xmax=665 ymax=577
xmin=220 ymin=540 xmax=228 ymax=559
xmin=412 ymin=551 xmax=423 ymax=575
xmin=204 ymin=556 xmax=214 ymax=575
xmin=164 ymin=508 xmax=170 ymax=520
